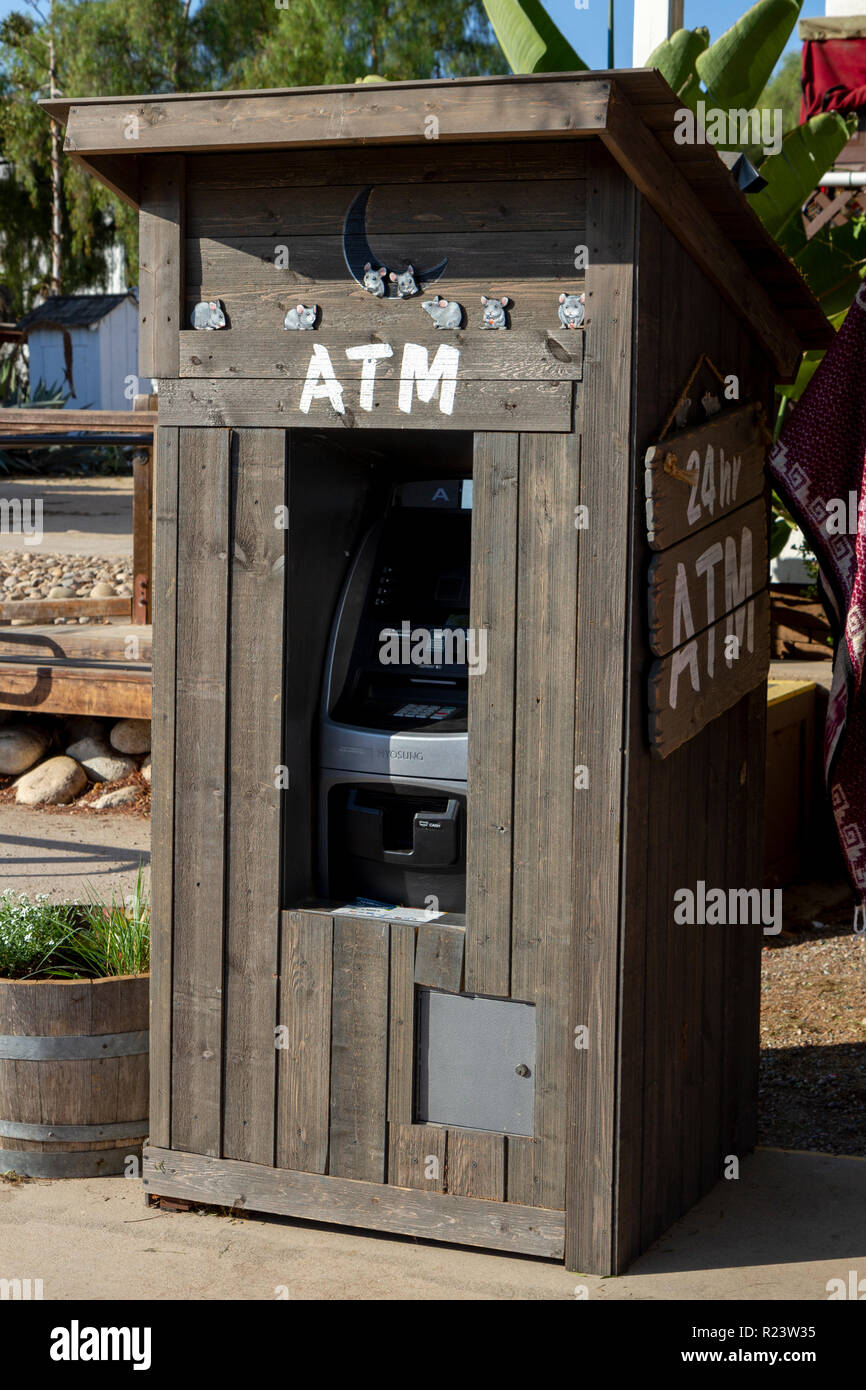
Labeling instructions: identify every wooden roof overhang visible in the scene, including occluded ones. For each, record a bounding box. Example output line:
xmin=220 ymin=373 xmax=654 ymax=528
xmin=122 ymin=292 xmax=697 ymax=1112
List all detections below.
xmin=42 ymin=69 xmax=832 ymax=380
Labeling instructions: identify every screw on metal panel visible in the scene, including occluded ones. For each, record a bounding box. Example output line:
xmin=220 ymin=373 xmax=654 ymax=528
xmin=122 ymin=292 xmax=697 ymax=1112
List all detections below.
xmin=515 ymin=1063 xmax=531 ymax=1078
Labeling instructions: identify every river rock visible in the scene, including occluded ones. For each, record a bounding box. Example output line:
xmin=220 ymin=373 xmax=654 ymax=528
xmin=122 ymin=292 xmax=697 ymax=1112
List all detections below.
xmin=109 ymin=718 xmax=151 ymax=755
xmin=140 ymin=755 xmax=151 ymax=784
xmin=90 ymin=581 xmax=115 ymax=598
xmin=47 ymin=585 xmax=75 ymax=600
xmin=0 ymin=725 xmax=50 ymax=775
xmin=64 ymin=735 xmax=136 ymax=783
xmin=92 ymin=785 xmax=140 ymax=810
xmin=64 ymin=715 xmax=106 ymax=743
xmin=15 ymin=755 xmax=87 ymax=806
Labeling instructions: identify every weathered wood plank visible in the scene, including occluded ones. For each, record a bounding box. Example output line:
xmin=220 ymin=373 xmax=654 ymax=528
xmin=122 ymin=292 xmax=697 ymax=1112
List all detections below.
xmin=139 ymin=155 xmax=185 ymax=379
xmin=414 ymin=924 xmax=465 ymax=994
xmin=222 ymin=429 xmax=286 ymax=1165
xmin=387 ymin=923 xmax=416 ymax=1126
xmin=329 ymin=918 xmax=389 ymax=1182
xmin=511 ymin=430 xmax=578 ymax=1213
xmin=189 ymin=231 xmax=586 ymax=290
xmin=64 ymin=78 xmax=612 ymax=156
xmin=0 ymin=408 xmax=155 ymax=437
xmin=447 ymin=1130 xmax=505 ymax=1201
xmin=647 ymin=497 xmax=768 ymax=656
xmin=465 ymin=432 xmax=518 ymax=998
xmin=648 ymin=589 xmax=771 ymax=759
xmin=170 ymin=427 xmax=230 ymax=1157
xmin=181 ymin=282 xmax=583 ymax=336
xmin=142 ymin=1144 xmax=565 ymax=1258
xmin=276 ymin=911 xmax=333 ymax=1175
xmin=148 ymin=427 xmax=178 ymax=1150
xmin=566 ymin=145 xmax=636 ymax=1273
xmin=188 ymin=177 xmax=585 ymax=238
xmin=0 ymin=597 xmax=130 ymax=623
xmin=0 ymin=664 xmax=151 ymax=719
xmin=158 ymin=377 xmax=574 ymax=433
xmin=186 ymin=140 xmax=586 ymax=193
xmin=179 ymin=330 xmax=585 ymax=382
xmin=602 ymin=88 xmax=800 ymax=379
xmin=131 ymin=448 xmax=152 ymax=624
xmin=0 ymin=623 xmax=151 ymax=663
xmin=644 ymin=402 xmax=767 ymax=552
xmin=387 ymin=1123 xmax=446 ymax=1192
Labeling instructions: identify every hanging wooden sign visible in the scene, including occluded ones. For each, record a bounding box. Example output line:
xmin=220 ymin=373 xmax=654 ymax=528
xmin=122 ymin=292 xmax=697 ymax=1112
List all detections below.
xmin=645 ymin=401 xmax=767 ymax=551
xmin=647 ymin=497 xmax=768 ymax=658
xmin=648 ymin=590 xmax=771 ymax=759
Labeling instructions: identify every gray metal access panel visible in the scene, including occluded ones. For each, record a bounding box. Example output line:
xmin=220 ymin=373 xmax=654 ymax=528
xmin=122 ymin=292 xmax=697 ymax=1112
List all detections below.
xmin=414 ymin=989 xmax=536 ymax=1136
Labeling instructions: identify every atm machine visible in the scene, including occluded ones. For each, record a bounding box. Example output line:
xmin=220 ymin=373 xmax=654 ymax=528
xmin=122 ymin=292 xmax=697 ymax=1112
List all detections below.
xmin=318 ymin=477 xmax=472 ymax=912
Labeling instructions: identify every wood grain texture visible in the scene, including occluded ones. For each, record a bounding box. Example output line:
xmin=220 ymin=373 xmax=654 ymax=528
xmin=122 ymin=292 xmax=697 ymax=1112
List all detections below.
xmin=647 ymin=497 xmax=768 ymax=656
xmin=644 ymin=402 xmax=767 ymax=551
xmin=388 ymin=1122 xmax=446 ymax=1192
xmin=465 ymin=432 xmax=519 ymax=998
xmin=139 ymin=155 xmax=184 ymax=379
xmin=0 ymin=664 xmax=150 ymax=719
xmin=276 ymin=911 xmax=333 ymax=1174
xmin=149 ymin=426 xmax=178 ymax=1149
xmin=414 ymin=924 xmax=465 ymax=994
xmin=329 ymin=917 xmax=389 ymax=1181
xmin=602 ymin=88 xmax=799 ymax=378
xmin=0 ymin=623 xmax=151 ymax=663
xmin=143 ymin=1144 xmax=565 ymax=1258
xmin=511 ymin=430 xmax=579 ymax=1213
xmin=64 ymin=78 xmax=612 ymax=155
xmin=566 ymin=146 xmax=636 ymax=1272
xmin=170 ymin=427 xmax=229 ymax=1157
xmin=648 ymin=589 xmax=771 ymax=758
xmin=179 ymin=330 xmax=585 ymax=382
xmin=387 ymin=923 xmax=416 ymax=1127
xmin=447 ymin=1130 xmax=505 ymax=1200
xmin=221 ymin=429 xmax=286 ymax=1164
xmin=158 ymin=377 xmax=574 ymax=434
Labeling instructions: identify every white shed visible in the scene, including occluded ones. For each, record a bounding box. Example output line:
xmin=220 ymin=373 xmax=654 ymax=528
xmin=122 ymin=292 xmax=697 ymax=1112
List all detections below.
xmin=18 ymin=292 xmax=141 ymax=410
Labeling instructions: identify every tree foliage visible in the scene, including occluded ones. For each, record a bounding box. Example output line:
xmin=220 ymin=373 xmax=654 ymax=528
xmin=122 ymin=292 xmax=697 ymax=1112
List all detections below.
xmin=0 ymin=0 xmax=505 ymax=316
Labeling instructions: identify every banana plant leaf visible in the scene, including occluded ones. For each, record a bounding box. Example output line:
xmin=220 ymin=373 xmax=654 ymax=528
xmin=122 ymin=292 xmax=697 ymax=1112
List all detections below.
xmin=645 ymin=27 xmax=709 ymax=112
xmin=747 ymin=111 xmax=854 ymax=240
xmin=695 ymin=0 xmax=802 ymax=111
xmin=778 ymin=213 xmax=866 ymax=320
xmin=481 ymin=0 xmax=586 ymax=75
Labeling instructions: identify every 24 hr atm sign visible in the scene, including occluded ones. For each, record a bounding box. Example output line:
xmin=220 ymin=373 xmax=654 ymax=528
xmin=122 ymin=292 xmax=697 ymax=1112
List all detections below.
xmin=644 ymin=403 xmax=770 ymax=759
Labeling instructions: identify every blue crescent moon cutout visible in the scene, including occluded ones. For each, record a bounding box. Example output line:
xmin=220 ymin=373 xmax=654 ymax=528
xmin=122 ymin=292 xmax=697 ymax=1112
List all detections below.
xmin=342 ymin=186 xmax=448 ymax=287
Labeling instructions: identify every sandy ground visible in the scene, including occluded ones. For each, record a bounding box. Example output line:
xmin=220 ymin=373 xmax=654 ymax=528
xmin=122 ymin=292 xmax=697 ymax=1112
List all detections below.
xmin=0 ymin=805 xmax=149 ymax=900
xmin=0 ymin=477 xmax=132 ymax=556
xmin=0 ymin=1148 xmax=863 ymax=1299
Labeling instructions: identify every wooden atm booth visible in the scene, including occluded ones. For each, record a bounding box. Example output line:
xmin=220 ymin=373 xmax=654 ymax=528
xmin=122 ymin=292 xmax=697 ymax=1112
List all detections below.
xmin=49 ymin=70 xmax=830 ymax=1273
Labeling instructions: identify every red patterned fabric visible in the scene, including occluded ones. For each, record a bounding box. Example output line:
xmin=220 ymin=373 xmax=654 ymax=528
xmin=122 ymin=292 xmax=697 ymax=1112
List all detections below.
xmin=801 ymin=38 xmax=866 ymax=121
xmin=768 ymin=284 xmax=866 ymax=897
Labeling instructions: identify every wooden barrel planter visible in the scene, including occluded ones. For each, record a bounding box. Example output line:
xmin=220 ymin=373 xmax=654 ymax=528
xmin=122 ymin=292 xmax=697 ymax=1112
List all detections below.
xmin=0 ymin=974 xmax=148 ymax=1177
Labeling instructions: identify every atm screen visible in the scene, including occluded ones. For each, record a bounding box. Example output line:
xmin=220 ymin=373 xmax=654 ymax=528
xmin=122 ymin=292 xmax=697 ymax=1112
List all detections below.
xmin=329 ymin=479 xmax=472 ymax=734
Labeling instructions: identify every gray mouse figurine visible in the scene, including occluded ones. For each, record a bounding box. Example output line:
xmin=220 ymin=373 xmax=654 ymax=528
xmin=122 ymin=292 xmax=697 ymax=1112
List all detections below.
xmin=283 ymin=303 xmax=318 ymax=330
xmin=191 ymin=299 xmax=226 ymax=330
xmin=363 ymin=263 xmax=388 ymax=297
xmin=480 ymin=295 xmax=509 ymax=329
xmin=390 ymin=265 xmax=420 ymax=298
xmin=558 ymin=292 xmax=585 ymax=330
xmin=422 ymin=297 xmax=463 ymax=329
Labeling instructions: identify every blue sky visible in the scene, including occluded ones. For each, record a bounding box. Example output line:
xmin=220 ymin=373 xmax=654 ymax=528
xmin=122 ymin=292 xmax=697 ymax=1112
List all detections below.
xmin=0 ymin=0 xmax=831 ymax=71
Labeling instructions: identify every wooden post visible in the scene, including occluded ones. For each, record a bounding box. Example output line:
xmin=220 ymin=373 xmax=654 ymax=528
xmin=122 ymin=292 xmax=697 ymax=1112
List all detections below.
xmin=132 ymin=448 xmax=152 ymax=624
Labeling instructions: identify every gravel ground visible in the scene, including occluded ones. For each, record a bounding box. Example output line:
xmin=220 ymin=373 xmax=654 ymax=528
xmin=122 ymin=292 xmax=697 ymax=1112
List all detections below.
xmin=0 ymin=550 xmax=132 ymax=622
xmin=760 ymin=883 xmax=866 ymax=1156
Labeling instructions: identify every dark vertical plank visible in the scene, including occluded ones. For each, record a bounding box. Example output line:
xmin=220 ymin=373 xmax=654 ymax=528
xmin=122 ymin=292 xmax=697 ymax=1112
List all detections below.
xmin=387 ymin=923 xmax=416 ymax=1126
xmin=511 ymin=429 xmax=579 ymax=1211
xmin=566 ymin=146 xmax=636 ymax=1272
xmin=276 ymin=910 xmax=332 ymax=1174
xmin=505 ymin=1136 xmax=536 ymax=1206
xmin=131 ymin=448 xmax=151 ymax=624
xmin=388 ymin=1123 xmax=446 ymax=1192
xmin=222 ymin=429 xmax=286 ymax=1165
xmin=329 ymin=917 xmax=389 ymax=1182
xmin=171 ymin=427 xmax=230 ymax=1157
xmin=465 ymin=431 xmax=519 ymax=998
xmin=139 ymin=154 xmax=184 ymax=380
xmin=149 ymin=426 xmax=178 ymax=1151
xmin=447 ymin=1130 xmax=505 ymax=1200
xmin=700 ymin=713 xmax=728 ymax=1194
